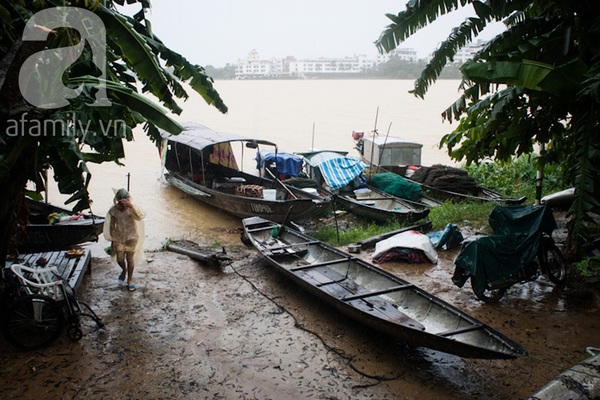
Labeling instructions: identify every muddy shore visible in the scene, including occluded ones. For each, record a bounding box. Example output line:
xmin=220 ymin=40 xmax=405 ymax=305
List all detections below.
xmin=0 ymin=227 xmax=599 ymax=399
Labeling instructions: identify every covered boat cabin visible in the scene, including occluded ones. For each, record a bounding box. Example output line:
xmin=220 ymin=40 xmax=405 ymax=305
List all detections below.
xmin=160 ymin=123 xmax=281 ymax=190
xmin=359 ymin=136 xmax=422 ymax=175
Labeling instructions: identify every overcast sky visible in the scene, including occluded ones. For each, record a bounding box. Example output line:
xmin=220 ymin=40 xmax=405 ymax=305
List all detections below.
xmin=132 ymin=1 xmax=504 ymax=67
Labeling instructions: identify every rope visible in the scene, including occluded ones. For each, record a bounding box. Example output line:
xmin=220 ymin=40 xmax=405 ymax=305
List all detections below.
xmin=229 ymin=257 xmax=405 ymax=385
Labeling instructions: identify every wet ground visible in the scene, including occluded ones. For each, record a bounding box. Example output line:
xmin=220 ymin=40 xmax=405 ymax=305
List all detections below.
xmin=0 ymin=224 xmax=599 ymax=399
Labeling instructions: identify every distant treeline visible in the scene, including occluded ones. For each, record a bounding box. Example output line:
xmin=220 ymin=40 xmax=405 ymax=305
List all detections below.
xmin=204 ymin=58 xmax=464 ymax=80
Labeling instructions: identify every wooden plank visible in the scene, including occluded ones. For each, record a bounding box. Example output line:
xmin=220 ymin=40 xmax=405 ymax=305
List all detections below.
xmin=61 ymin=256 xmax=78 ymax=280
xmin=316 ymin=279 xmax=425 ymax=330
xmin=342 ymin=284 xmax=414 ymax=302
xmin=290 ymin=258 xmax=353 ymax=271
xmin=345 ymin=297 xmax=425 ymax=330
xmin=264 ymin=240 xmax=320 ymax=251
xmin=54 ymin=252 xmax=72 ymax=277
xmin=297 ymin=268 xmax=346 ymax=287
xmin=438 ymin=324 xmax=483 ymax=337
xmin=45 ymin=251 xmax=61 ymax=267
xmin=15 ymin=249 xmax=90 ymax=294
xmin=68 ymin=249 xmax=91 ymax=292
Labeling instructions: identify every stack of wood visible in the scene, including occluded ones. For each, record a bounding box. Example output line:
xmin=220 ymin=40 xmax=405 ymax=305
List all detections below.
xmin=411 ymin=164 xmax=480 ymax=195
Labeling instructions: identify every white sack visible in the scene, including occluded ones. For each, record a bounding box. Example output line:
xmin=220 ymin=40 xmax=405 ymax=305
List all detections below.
xmin=372 ymin=230 xmax=438 ymax=263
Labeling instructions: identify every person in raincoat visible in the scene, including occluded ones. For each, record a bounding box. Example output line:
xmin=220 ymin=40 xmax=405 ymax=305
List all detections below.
xmin=103 ymin=188 xmax=145 ymax=291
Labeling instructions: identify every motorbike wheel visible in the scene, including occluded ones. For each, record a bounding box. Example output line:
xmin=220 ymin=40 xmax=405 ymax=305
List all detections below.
xmin=543 ymin=243 xmax=567 ymax=284
xmin=471 ymin=278 xmax=506 ymax=303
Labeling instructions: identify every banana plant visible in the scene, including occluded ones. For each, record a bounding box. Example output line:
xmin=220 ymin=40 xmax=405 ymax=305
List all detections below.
xmin=375 ymin=0 xmax=600 ymax=256
xmin=0 ymin=0 xmax=227 ymax=262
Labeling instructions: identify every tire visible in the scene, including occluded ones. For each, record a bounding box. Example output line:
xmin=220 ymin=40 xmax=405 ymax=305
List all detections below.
xmin=471 ymin=278 xmax=507 ymax=303
xmin=543 ymin=243 xmax=567 ymax=284
xmin=2 ymin=295 xmax=64 ymax=350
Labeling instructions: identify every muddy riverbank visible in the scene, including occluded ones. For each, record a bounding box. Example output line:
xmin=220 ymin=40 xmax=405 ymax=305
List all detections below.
xmin=0 ymin=227 xmax=598 ymax=400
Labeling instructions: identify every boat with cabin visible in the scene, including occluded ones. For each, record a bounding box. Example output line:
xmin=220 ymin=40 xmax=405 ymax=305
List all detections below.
xmin=160 ymin=123 xmax=329 ymax=223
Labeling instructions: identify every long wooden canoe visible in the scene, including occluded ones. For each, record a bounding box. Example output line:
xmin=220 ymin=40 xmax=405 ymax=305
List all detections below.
xmin=242 ymin=216 xmax=527 ymax=359
xmin=529 ymin=352 xmax=600 ymax=399
xmin=334 ymin=185 xmax=431 ymax=224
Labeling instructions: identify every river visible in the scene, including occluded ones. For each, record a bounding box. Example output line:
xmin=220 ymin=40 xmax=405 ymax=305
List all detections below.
xmin=47 ymin=79 xmax=464 ymax=251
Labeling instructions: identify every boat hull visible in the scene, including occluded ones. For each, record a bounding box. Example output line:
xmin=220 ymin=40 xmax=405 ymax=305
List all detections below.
xmin=242 ymin=216 xmax=526 ymax=359
xmin=529 ymin=352 xmax=600 ymax=399
xmin=18 ymin=200 xmax=104 ymax=253
xmin=335 ymin=185 xmax=430 ymax=223
xmin=166 ymin=173 xmax=328 ymax=223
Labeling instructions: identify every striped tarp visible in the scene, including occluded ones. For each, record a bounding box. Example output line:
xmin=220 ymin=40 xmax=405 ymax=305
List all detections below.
xmin=317 ymin=156 xmax=366 ymax=190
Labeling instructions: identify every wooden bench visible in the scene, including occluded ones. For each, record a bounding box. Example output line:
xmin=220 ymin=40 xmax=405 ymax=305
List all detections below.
xmin=15 ymin=248 xmax=92 ymax=292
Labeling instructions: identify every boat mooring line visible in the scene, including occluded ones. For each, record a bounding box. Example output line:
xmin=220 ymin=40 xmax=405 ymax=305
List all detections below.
xmin=229 ymin=258 xmax=407 ymax=384
xmin=526 ymin=353 xmax=600 ymax=378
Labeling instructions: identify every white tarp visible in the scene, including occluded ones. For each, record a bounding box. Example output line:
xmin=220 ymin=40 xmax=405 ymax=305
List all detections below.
xmin=372 ymin=230 xmax=438 ymax=263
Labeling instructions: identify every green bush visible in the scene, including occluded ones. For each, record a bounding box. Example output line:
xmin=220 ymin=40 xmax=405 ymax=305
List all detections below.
xmin=463 ymin=155 xmax=566 ymax=199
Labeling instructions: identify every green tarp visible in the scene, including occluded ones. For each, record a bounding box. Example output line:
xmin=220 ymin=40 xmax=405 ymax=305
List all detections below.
xmin=452 ymin=205 xmax=557 ymax=294
xmin=370 ymin=172 xmax=421 ymax=201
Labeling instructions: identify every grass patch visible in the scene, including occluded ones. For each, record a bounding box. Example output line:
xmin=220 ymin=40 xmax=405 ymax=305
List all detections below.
xmin=310 ymin=218 xmax=409 ymax=246
xmin=428 ymin=201 xmax=496 ymax=233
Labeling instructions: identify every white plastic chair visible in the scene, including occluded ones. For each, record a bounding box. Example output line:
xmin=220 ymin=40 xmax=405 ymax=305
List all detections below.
xmin=10 ymin=264 xmax=65 ymax=301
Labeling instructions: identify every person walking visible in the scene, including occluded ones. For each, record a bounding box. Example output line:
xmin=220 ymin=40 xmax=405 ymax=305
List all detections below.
xmin=104 ymin=188 xmax=145 ymax=291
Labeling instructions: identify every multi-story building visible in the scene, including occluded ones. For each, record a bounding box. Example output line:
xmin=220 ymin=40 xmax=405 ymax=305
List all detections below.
xmin=453 ymin=40 xmax=486 ymax=63
xmin=375 ymin=47 xmax=418 ymax=64
xmin=234 ymin=49 xmax=414 ymax=79
xmin=235 ymin=49 xmax=285 ymax=78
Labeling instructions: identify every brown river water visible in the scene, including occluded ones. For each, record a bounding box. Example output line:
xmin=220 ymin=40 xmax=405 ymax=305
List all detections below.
xmin=14 ymin=80 xmax=598 ymax=399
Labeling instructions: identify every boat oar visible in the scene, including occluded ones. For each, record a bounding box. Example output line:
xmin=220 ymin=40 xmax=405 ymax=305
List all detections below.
xmin=265 ymin=168 xmax=297 ymax=199
xmin=271 ymin=205 xmax=294 ymax=238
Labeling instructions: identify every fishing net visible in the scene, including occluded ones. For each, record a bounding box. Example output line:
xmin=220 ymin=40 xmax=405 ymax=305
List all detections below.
xmin=411 ymin=164 xmax=479 ymax=195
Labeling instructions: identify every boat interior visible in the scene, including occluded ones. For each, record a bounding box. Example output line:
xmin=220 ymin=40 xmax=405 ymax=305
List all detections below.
xmin=165 ymin=141 xmax=293 ymax=200
xmin=246 ymin=219 xmax=498 ymax=344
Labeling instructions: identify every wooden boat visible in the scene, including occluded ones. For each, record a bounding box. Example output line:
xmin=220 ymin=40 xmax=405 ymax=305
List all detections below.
xmin=18 ymin=198 xmax=105 ymax=253
xmin=529 ymin=351 xmax=600 ymax=399
xmin=335 ymin=185 xmax=431 ymax=223
xmin=406 ymin=175 xmax=527 ymax=204
xmin=353 ymin=133 xmax=526 ymax=205
xmin=242 ymin=216 xmax=527 ymax=359
xmin=293 ymin=150 xmax=433 ymax=223
xmin=354 ymin=134 xmax=423 ymax=177
xmin=160 ymin=123 xmax=329 ymax=223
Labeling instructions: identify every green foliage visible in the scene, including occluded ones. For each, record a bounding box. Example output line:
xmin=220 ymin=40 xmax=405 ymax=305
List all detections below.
xmin=374 ymin=0 xmax=600 ymax=254
xmin=573 ymin=257 xmax=600 ymax=277
xmin=463 ymin=156 xmax=567 ymax=199
xmin=204 ymin=65 xmax=237 ymax=80
xmin=0 ymin=1 xmax=228 ymax=261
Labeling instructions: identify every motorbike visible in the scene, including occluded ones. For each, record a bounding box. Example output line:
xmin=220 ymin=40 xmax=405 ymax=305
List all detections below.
xmin=452 ymin=204 xmax=567 ymax=303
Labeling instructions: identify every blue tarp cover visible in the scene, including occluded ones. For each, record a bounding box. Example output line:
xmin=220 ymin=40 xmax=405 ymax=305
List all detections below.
xmin=256 ymin=151 xmax=303 ymax=177
xmin=317 ymin=156 xmax=366 ymax=190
